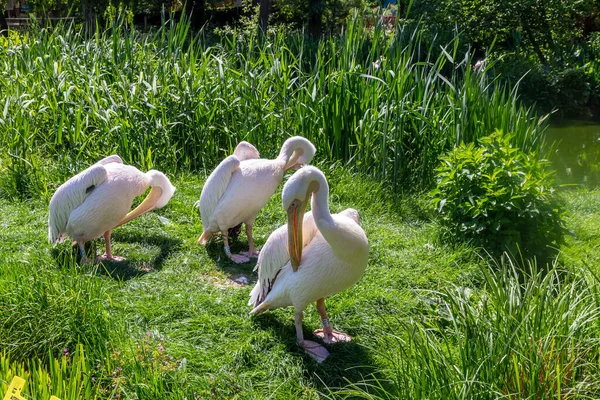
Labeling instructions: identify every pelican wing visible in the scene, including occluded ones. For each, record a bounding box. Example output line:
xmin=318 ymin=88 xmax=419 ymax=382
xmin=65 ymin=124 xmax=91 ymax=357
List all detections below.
xmin=94 ymin=154 xmax=123 ymax=166
xmin=249 ymin=211 xmax=319 ymax=307
xmin=199 ymin=155 xmax=242 ymax=231
xmin=48 ymin=155 xmax=122 ymax=244
xmin=233 ymin=141 xmax=259 ymax=161
xmin=48 ymin=155 xmax=123 ymax=244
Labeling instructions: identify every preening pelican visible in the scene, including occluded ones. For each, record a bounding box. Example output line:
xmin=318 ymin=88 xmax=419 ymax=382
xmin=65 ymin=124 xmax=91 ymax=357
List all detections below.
xmin=248 ymin=166 xmax=369 ymax=362
xmin=198 ymin=137 xmax=316 ymax=263
xmin=48 ymin=155 xmax=176 ymax=263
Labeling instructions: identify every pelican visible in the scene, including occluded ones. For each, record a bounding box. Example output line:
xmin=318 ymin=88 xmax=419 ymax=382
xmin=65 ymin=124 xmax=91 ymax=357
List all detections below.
xmin=48 ymin=155 xmax=176 ymax=263
xmin=248 ymin=166 xmax=369 ymax=362
xmin=198 ymin=137 xmax=316 ymax=263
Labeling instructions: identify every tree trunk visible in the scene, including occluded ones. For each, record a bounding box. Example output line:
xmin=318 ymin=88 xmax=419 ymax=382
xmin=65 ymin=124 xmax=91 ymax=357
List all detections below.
xmin=258 ymin=0 xmax=271 ymax=34
xmin=0 ymin=12 xmax=8 ymax=37
xmin=81 ymin=2 xmax=95 ymax=37
xmin=186 ymin=0 xmax=206 ymax=29
xmin=521 ymin=19 xmax=547 ymax=66
xmin=399 ymin=0 xmax=406 ymax=18
xmin=308 ymin=0 xmax=323 ymax=38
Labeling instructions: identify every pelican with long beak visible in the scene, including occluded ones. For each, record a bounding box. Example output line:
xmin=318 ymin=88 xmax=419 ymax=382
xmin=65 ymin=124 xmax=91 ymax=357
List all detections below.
xmin=198 ymin=137 xmax=316 ymax=263
xmin=48 ymin=155 xmax=176 ymax=263
xmin=249 ymin=166 xmax=369 ymax=362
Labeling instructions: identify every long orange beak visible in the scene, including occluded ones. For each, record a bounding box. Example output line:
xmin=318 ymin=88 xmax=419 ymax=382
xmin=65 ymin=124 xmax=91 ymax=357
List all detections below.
xmin=287 ymin=198 xmax=308 ymax=272
xmin=117 ymin=186 xmax=163 ymax=227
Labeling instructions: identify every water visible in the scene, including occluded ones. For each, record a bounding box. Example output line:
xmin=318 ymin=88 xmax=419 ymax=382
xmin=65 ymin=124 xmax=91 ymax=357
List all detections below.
xmin=545 ymin=121 xmax=600 ymax=187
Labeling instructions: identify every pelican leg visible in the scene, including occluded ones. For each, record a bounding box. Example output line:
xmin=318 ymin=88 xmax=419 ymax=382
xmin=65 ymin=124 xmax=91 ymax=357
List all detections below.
xmin=223 ymin=232 xmax=250 ymax=264
xmin=78 ymin=241 xmax=91 ymax=265
xmin=95 ymin=231 xmax=126 ymax=263
xmin=313 ymin=298 xmax=352 ymax=344
xmin=240 ymin=222 xmax=259 ymax=258
xmin=295 ymin=309 xmax=329 ymax=363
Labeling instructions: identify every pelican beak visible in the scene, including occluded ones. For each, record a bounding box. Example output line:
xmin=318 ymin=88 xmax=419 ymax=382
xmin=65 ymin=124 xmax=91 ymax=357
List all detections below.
xmin=287 ymin=197 xmax=308 ymax=272
xmin=117 ymin=186 xmax=163 ymax=227
xmin=285 ymin=148 xmax=305 ymax=171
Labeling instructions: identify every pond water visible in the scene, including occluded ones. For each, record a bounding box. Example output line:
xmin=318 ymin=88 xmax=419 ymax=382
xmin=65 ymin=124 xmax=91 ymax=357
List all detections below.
xmin=545 ymin=121 xmax=600 ymax=187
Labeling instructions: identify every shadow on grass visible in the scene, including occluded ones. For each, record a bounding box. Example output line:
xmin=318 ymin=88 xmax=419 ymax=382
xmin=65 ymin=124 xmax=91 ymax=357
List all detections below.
xmin=204 ymin=235 xmax=258 ymax=281
xmin=252 ymin=313 xmax=391 ymax=396
xmin=52 ymin=232 xmax=182 ymax=281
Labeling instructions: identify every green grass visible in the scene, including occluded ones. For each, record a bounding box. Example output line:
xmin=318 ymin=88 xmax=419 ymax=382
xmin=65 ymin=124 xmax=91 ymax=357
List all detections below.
xmin=1 ymin=167 xmax=600 ymax=399
xmin=0 ymin=167 xmax=480 ymax=399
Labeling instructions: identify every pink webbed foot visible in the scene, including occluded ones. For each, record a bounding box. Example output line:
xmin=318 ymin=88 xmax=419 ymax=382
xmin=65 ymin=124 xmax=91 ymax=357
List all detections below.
xmin=229 ymin=253 xmax=251 ymax=264
xmin=301 ymin=340 xmax=330 ymax=363
xmin=239 ymin=250 xmax=259 ymax=258
xmin=95 ymin=254 xmax=127 ymax=263
xmin=313 ymin=329 xmax=352 ymax=344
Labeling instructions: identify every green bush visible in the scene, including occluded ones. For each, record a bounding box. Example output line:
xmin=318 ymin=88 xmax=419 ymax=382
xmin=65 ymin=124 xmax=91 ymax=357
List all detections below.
xmin=496 ymin=54 xmax=596 ymax=119
xmin=431 ymin=130 xmax=565 ymax=262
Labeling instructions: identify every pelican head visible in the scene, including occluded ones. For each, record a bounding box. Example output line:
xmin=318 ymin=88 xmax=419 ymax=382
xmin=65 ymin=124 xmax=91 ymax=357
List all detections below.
xmin=280 ymin=137 xmax=317 ymax=171
xmin=282 ymin=166 xmax=324 ymax=271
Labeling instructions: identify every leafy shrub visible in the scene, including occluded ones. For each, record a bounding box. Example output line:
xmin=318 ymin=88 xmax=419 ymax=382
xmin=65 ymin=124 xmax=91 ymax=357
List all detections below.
xmin=431 ymin=130 xmax=565 ymax=262
xmin=0 ymin=30 xmax=31 ymax=49
xmin=496 ymin=53 xmax=599 ymax=119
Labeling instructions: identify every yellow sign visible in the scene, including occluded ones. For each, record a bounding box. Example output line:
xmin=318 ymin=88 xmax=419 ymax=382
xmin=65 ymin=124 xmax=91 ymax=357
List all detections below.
xmin=2 ymin=376 xmax=61 ymax=400
xmin=3 ymin=376 xmax=25 ymax=400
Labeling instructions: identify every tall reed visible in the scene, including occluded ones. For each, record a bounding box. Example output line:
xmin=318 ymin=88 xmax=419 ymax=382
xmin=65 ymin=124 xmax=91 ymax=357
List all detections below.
xmin=0 ymin=11 xmax=546 ymax=198
xmin=1 ymin=345 xmax=98 ymax=400
xmin=337 ymin=259 xmax=600 ymax=399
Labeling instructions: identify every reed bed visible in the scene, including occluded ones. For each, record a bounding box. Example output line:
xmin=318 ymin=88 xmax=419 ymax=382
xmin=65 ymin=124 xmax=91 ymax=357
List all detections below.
xmin=0 ymin=12 xmax=546 ymax=199
xmin=337 ymin=260 xmax=600 ymax=399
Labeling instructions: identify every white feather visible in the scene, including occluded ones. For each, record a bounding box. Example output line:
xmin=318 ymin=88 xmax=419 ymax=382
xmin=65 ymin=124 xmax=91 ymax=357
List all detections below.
xmin=48 ymin=155 xmax=123 ymax=244
xmin=248 ymin=208 xmax=360 ymax=308
xmin=248 ymin=166 xmax=368 ymax=316
xmin=249 ymin=211 xmax=318 ymax=307
xmin=233 ymin=141 xmax=260 ymax=161
xmin=199 ymin=142 xmax=258 ymax=234
xmin=256 ymin=215 xmax=367 ymax=312
xmin=48 ymin=155 xmax=175 ymax=248
xmin=95 ymin=155 xmax=124 ymax=166
xmin=198 ymin=137 xmax=316 ymax=240
xmin=199 ymin=155 xmax=241 ymax=233
xmin=146 ymin=170 xmax=176 ymax=209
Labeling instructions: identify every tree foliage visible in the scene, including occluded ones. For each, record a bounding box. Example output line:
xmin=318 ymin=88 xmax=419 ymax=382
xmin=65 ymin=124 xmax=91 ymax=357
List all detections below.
xmin=268 ymin=0 xmax=366 ymax=34
xmin=407 ymin=0 xmax=600 ymax=118
xmin=412 ymin=0 xmax=595 ymax=63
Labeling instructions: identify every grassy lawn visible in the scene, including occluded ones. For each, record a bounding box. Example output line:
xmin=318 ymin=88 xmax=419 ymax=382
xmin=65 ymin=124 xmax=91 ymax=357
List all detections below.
xmin=2 ymin=167 xmax=599 ymax=399
xmin=0 ymin=168 xmax=479 ymax=399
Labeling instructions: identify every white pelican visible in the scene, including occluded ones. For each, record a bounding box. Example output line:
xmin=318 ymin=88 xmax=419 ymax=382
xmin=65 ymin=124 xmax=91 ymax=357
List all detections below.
xmin=48 ymin=155 xmax=176 ymax=263
xmin=198 ymin=137 xmax=316 ymax=263
xmin=248 ymin=166 xmax=369 ymax=362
